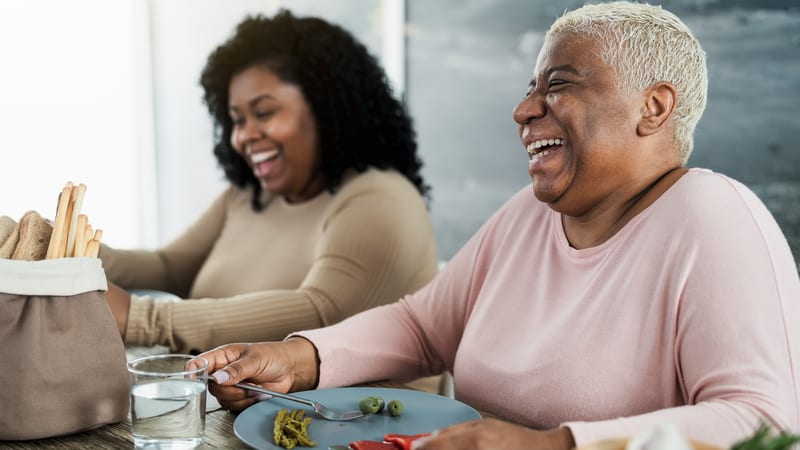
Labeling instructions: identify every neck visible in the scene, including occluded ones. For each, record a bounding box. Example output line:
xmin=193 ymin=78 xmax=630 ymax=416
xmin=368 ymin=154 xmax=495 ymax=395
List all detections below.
xmin=563 ymin=166 xmax=687 ymax=249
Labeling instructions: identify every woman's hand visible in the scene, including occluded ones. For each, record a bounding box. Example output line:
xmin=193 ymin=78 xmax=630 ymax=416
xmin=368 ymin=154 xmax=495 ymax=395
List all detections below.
xmin=190 ymin=338 xmax=320 ymax=411
xmin=412 ymin=419 xmax=575 ymax=450
xmin=104 ymin=281 xmax=131 ymax=335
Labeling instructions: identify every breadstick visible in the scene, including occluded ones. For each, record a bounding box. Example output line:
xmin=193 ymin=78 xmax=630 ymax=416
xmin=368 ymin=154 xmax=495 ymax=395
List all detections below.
xmin=84 ymin=239 xmax=100 ymax=258
xmin=92 ymin=229 xmax=103 ymax=242
xmin=45 ymin=182 xmax=74 ymax=259
xmin=65 ymin=183 xmax=86 ymax=257
xmin=73 ymin=214 xmax=89 ymax=258
xmin=57 ymin=185 xmax=78 ymax=257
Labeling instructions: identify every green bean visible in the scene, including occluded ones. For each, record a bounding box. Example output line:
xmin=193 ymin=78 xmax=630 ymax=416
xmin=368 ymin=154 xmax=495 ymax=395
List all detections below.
xmin=273 ymin=408 xmax=288 ymax=445
xmin=272 ymin=408 xmax=316 ymax=448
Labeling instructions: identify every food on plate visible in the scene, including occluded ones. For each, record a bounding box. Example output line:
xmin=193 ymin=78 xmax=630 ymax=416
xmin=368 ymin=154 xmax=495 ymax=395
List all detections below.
xmin=371 ymin=396 xmax=386 ymax=413
xmin=349 ymin=441 xmax=399 ymax=450
xmin=11 ymin=211 xmax=52 ymax=261
xmin=349 ymin=433 xmax=431 ymax=450
xmin=0 ymin=215 xmax=19 ymax=259
xmin=272 ymin=408 xmax=316 ymax=449
xmin=359 ymin=396 xmax=382 ymax=414
xmin=387 ymin=400 xmax=404 ymax=417
xmin=358 ymin=395 xmax=401 ymax=416
xmin=383 ymin=433 xmax=430 ymax=450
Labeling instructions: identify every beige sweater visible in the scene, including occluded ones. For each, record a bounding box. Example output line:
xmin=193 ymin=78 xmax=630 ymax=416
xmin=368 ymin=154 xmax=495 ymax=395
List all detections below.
xmin=100 ymin=169 xmax=438 ymax=353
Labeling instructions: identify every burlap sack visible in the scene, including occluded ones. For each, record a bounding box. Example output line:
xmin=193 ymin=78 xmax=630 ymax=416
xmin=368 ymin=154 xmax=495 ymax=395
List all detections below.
xmin=0 ymin=257 xmax=129 ymax=440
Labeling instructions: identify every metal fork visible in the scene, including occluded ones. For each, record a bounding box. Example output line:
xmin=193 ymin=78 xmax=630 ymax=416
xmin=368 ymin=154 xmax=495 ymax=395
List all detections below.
xmin=233 ymin=383 xmax=365 ymax=421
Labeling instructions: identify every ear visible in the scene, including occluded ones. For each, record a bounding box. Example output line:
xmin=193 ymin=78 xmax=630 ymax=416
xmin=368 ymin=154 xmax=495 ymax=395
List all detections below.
xmin=637 ymin=82 xmax=677 ymax=137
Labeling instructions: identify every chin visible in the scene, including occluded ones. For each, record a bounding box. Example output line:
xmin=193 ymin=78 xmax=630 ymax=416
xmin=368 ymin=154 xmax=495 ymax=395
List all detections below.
xmin=531 ymin=183 xmax=558 ymax=204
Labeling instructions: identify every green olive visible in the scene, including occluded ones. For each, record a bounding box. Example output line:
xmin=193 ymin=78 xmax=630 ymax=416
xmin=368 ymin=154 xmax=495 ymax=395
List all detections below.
xmin=387 ymin=399 xmax=404 ymax=417
xmin=359 ymin=396 xmax=380 ymax=414
xmin=368 ymin=396 xmax=385 ymax=413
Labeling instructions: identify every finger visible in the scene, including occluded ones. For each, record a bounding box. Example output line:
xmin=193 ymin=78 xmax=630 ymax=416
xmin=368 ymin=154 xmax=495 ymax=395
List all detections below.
xmin=208 ymin=382 xmax=249 ymax=402
xmin=208 ymin=381 xmax=260 ymax=412
xmin=432 ymin=419 xmax=482 ymax=436
xmin=412 ymin=434 xmax=459 ymax=450
xmin=192 ymin=344 xmax=247 ymax=377
xmin=217 ymin=396 xmax=259 ymax=412
xmin=417 ymin=421 xmax=482 ymax=450
xmin=213 ymin=344 xmax=263 ymax=384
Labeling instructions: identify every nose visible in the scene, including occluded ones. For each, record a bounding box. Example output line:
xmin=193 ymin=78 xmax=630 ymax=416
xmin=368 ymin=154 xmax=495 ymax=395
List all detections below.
xmin=512 ymin=92 xmax=546 ymax=126
xmin=232 ymin=118 xmax=263 ymax=152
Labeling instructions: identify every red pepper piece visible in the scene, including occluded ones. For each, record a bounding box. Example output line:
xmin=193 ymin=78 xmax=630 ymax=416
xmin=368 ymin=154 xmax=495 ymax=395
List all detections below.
xmin=383 ymin=433 xmax=431 ymax=450
xmin=349 ymin=440 xmax=400 ymax=450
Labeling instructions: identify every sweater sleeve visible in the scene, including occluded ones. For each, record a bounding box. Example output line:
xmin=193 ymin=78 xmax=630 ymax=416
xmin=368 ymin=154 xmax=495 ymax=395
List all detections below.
xmin=296 ymin=201 xmax=498 ymax=389
xmin=564 ymin=180 xmax=800 ymax=448
xmin=100 ymin=188 xmax=228 ymax=297
xmin=125 ymin=183 xmax=439 ymax=353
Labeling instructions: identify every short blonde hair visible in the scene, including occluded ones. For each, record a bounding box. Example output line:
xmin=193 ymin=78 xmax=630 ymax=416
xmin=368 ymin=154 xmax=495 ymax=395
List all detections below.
xmin=548 ymin=1 xmax=707 ymax=162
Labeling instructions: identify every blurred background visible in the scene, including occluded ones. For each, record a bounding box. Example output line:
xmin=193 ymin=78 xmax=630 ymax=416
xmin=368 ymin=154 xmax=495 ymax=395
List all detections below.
xmin=1 ymin=0 xmax=797 ymax=269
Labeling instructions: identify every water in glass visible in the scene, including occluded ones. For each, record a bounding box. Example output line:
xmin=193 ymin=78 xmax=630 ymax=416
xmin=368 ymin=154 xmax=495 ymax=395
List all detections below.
xmin=131 ymin=378 xmax=206 ymax=449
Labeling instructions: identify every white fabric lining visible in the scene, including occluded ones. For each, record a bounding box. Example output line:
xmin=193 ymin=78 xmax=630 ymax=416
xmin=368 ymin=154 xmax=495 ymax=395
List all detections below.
xmin=0 ymin=257 xmax=107 ymax=296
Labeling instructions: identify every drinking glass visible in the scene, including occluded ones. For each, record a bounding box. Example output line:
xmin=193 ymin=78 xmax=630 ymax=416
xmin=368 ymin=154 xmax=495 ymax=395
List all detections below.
xmin=127 ymin=354 xmax=208 ymax=449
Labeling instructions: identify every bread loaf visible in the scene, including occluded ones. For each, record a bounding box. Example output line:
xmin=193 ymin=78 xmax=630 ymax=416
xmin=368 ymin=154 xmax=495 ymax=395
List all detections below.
xmin=11 ymin=211 xmax=53 ymax=261
xmin=0 ymin=216 xmax=20 ymax=259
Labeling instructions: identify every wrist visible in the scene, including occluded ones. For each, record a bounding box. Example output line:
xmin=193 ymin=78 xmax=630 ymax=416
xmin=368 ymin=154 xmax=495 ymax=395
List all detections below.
xmin=285 ymin=337 xmax=320 ymax=391
xmin=546 ymin=427 xmax=576 ymax=450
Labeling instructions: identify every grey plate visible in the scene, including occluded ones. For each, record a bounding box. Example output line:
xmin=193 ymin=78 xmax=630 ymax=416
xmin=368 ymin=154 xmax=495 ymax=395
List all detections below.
xmin=233 ymin=387 xmax=481 ymax=449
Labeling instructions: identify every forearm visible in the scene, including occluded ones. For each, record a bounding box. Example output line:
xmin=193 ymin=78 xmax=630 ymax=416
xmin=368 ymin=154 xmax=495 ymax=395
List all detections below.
xmin=563 ymin=401 xmax=764 ymax=448
xmin=126 ymin=289 xmax=324 ymax=353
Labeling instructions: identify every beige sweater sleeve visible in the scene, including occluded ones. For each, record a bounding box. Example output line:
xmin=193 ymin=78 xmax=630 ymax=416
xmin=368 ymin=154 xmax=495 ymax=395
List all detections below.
xmin=124 ymin=172 xmax=439 ymax=353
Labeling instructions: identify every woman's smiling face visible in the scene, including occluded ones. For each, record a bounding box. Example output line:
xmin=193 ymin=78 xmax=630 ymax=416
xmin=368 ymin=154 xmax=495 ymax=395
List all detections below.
xmin=228 ymin=65 xmax=325 ymax=203
xmin=512 ymin=32 xmax=645 ymax=218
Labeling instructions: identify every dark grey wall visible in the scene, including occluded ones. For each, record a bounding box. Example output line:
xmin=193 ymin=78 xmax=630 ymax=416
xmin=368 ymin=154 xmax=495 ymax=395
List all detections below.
xmin=407 ymin=0 xmax=800 ymax=269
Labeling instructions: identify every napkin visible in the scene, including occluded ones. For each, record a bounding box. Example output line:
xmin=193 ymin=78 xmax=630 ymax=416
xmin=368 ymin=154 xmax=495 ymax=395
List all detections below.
xmin=626 ymin=424 xmax=693 ymax=450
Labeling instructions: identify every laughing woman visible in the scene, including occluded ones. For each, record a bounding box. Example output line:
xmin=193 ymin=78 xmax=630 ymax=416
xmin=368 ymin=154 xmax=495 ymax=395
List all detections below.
xmin=100 ymin=10 xmax=438 ymax=354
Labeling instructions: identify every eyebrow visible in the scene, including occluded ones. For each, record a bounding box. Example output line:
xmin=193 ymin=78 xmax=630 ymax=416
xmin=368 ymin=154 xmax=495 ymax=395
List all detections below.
xmin=229 ymin=94 xmax=276 ymax=113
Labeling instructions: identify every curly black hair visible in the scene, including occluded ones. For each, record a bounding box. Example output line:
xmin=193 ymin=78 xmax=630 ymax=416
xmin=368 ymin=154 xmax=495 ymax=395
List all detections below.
xmin=200 ymin=9 xmax=429 ymax=211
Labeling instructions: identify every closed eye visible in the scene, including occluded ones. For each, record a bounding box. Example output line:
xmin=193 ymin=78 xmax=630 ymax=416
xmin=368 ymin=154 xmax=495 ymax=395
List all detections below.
xmin=256 ymin=110 xmax=275 ymax=120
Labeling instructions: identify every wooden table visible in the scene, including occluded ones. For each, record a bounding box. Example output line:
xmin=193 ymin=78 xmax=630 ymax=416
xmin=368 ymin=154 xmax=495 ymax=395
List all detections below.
xmin=0 ymin=381 xmax=450 ymax=449
xmin=0 ymin=407 xmax=244 ymax=449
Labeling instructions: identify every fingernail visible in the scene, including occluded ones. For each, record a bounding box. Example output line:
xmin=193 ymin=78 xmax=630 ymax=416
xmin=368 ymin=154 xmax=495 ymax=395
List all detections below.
xmin=212 ymin=370 xmax=230 ymax=384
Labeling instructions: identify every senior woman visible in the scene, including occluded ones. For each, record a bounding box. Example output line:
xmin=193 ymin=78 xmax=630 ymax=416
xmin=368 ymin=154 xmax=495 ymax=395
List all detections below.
xmin=193 ymin=2 xmax=800 ymax=449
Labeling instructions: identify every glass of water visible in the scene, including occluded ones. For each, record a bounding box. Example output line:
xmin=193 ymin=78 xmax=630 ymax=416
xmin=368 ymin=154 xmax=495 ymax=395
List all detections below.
xmin=127 ymin=354 xmax=208 ymax=449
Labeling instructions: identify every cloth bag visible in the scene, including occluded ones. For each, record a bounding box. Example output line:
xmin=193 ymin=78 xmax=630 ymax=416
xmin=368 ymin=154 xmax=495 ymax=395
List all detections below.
xmin=0 ymin=257 xmax=129 ymax=440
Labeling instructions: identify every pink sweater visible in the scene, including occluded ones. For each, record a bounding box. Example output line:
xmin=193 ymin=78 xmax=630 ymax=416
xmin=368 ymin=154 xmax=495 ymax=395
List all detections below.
xmin=297 ymin=169 xmax=800 ymax=447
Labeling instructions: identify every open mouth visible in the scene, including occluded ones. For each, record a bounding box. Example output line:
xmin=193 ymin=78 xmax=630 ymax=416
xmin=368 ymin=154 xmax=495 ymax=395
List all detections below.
xmin=526 ymin=138 xmax=563 ymax=160
xmin=250 ymin=150 xmax=279 ymax=165
xmin=249 ymin=149 xmax=280 ymax=177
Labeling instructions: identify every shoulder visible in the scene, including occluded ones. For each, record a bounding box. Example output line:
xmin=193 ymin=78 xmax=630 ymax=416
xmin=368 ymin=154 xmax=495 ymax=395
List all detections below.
xmin=328 ymin=168 xmax=427 ymax=212
xmin=335 ymin=168 xmax=421 ymax=198
xmin=218 ymin=184 xmax=254 ymax=209
xmin=664 ymin=168 xmax=777 ymax=229
xmin=653 ymin=168 xmax=795 ymax=270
